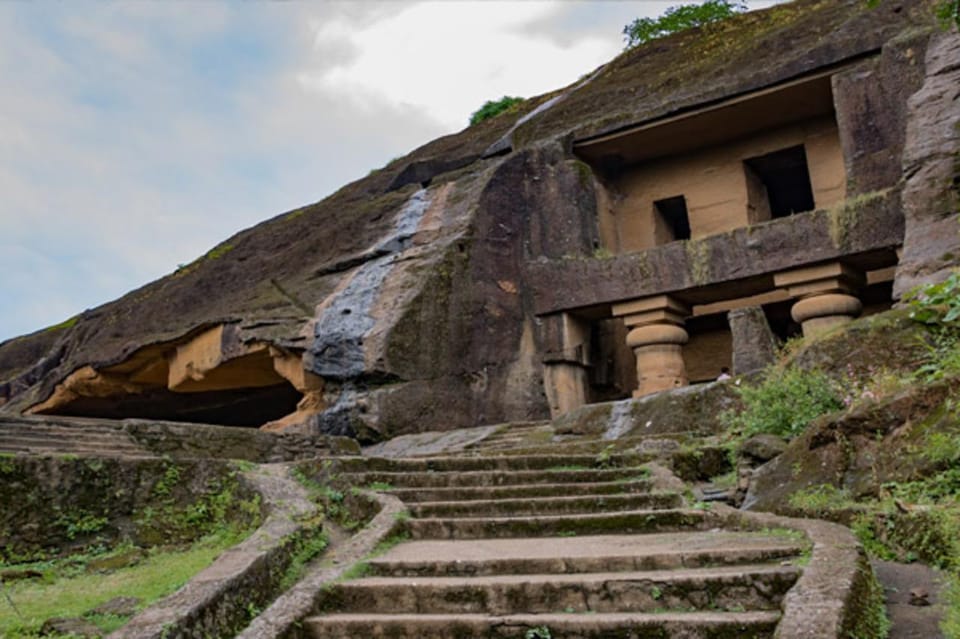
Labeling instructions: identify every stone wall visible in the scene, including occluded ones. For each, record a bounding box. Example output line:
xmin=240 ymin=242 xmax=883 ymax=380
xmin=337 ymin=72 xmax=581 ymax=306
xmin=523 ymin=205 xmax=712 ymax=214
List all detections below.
xmin=0 ymin=456 xmax=260 ymax=562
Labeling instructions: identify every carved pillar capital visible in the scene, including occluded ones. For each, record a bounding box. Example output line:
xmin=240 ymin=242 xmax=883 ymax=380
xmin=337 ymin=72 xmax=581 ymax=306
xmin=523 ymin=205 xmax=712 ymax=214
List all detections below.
xmin=774 ymin=263 xmax=865 ymax=337
xmin=613 ymin=295 xmax=690 ymax=397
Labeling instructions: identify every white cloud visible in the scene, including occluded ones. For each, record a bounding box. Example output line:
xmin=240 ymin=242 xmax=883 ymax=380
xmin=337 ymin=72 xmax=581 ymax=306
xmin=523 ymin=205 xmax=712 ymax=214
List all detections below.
xmin=0 ymin=0 xmax=785 ymax=343
xmin=302 ymin=2 xmax=620 ymax=129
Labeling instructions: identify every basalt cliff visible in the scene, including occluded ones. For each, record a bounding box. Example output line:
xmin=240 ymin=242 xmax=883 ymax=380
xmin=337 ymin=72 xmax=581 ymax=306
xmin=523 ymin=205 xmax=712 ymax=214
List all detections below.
xmin=1 ymin=0 xmax=957 ymax=444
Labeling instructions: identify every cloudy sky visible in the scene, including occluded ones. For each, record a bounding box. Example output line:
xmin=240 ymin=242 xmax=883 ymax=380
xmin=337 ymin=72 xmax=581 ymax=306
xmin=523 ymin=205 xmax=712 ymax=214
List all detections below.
xmin=0 ymin=1 xmax=779 ymax=343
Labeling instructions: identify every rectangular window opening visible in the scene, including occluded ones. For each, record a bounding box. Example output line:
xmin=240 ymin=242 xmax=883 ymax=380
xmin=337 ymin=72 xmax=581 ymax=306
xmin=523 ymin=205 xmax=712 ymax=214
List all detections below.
xmin=744 ymin=145 xmax=816 ymax=218
xmin=653 ymin=195 xmax=691 ymax=243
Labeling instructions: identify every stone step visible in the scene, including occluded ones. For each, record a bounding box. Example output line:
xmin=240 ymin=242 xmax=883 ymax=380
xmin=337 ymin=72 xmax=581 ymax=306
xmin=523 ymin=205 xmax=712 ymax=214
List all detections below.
xmin=481 ymin=423 xmax=551 ymax=438
xmin=336 ymin=453 xmax=645 ymax=473
xmin=464 ymin=432 xmax=699 ymax=457
xmin=0 ymin=433 xmax=144 ymax=449
xmin=384 ymin=479 xmax=655 ymax=503
xmin=346 ymin=467 xmax=653 ymax=489
xmin=322 ymin=564 xmax=800 ymax=615
xmin=0 ymin=420 xmax=126 ymax=432
xmin=404 ymin=508 xmax=709 ymax=540
xmin=367 ymin=533 xmax=806 ymax=577
xmin=407 ymin=491 xmax=683 ymax=518
xmin=304 ymin=611 xmax=781 ymax=639
xmin=0 ymin=441 xmax=152 ymax=457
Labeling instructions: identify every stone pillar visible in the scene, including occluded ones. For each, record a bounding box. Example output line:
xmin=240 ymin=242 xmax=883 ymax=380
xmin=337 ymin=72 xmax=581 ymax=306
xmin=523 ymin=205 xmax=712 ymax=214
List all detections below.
xmin=541 ymin=313 xmax=590 ymax=418
xmin=728 ymin=306 xmax=778 ymax=375
xmin=774 ymin=263 xmax=864 ymax=338
xmin=613 ymin=295 xmax=690 ymax=397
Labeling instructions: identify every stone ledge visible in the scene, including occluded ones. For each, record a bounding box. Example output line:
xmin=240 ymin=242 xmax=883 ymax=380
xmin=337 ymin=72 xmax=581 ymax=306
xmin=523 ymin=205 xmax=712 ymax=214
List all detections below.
xmin=236 ymin=490 xmax=407 ymax=639
xmin=527 ymin=190 xmax=902 ymax=316
xmin=109 ymin=465 xmax=320 ymax=639
xmin=713 ymin=505 xmax=876 ymax=639
xmin=646 ymin=463 xmax=877 ymax=639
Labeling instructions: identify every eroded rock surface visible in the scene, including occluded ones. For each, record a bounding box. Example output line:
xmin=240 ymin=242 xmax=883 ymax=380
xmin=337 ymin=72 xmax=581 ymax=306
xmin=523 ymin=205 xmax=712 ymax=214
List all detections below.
xmin=0 ymin=0 xmax=951 ymax=441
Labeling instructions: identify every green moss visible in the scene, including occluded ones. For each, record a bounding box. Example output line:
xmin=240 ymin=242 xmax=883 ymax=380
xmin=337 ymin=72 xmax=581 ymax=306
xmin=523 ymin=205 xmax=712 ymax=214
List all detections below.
xmin=135 ymin=468 xmax=261 ymax=547
xmin=827 ymin=189 xmax=890 ymax=250
xmin=204 ymin=242 xmax=234 ymax=261
xmin=284 ymin=207 xmax=308 ymax=221
xmin=788 ymin=484 xmax=857 ymax=517
xmin=43 ymin=316 xmax=78 ymax=333
xmin=0 ymin=453 xmax=14 ymax=475
xmin=277 ymin=523 xmax=328 ymax=591
xmin=571 ymin=159 xmax=594 ymax=187
xmin=684 ymin=239 xmax=711 ymax=286
xmin=845 ymin=565 xmax=891 ymax=639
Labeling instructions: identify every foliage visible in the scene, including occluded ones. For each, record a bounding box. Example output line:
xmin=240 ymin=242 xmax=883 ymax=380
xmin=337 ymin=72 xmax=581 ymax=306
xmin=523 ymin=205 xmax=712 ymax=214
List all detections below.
xmin=943 ymin=574 xmax=960 ymax=638
xmin=622 ymin=0 xmax=746 ymax=49
xmin=54 ymin=510 xmax=108 ymax=541
xmin=469 ymin=96 xmax=524 ymax=126
xmin=525 ymin=626 xmax=553 ymax=639
xmin=849 ymin=568 xmax=892 ymax=639
xmin=721 ymin=367 xmax=843 ymax=439
xmin=278 ymin=527 xmax=329 ymax=591
xmin=936 ymin=0 xmax=960 ymax=29
xmin=136 ymin=467 xmax=262 ymax=544
xmin=905 ymin=270 xmax=960 ymax=329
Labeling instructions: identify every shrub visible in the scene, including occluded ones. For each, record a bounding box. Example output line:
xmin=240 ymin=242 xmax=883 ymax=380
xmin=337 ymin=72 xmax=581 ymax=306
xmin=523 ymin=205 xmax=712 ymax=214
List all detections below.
xmin=622 ymin=0 xmax=746 ymax=49
xmin=722 ymin=367 xmax=842 ymax=439
xmin=905 ymin=270 xmax=960 ymax=329
xmin=469 ymin=96 xmax=524 ymax=126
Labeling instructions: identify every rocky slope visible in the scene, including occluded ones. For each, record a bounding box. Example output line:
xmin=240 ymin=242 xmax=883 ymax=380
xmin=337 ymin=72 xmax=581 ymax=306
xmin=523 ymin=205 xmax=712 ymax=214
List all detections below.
xmin=0 ymin=0 xmax=955 ymax=442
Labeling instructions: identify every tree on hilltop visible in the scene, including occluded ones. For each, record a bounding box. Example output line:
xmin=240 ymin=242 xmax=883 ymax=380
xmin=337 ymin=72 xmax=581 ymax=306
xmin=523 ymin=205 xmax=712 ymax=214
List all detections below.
xmin=622 ymin=0 xmax=746 ymax=49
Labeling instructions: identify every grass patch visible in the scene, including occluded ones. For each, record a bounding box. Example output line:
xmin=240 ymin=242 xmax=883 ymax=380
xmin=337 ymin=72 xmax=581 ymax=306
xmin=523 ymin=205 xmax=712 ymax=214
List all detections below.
xmin=0 ymin=529 xmax=246 ymax=637
xmin=43 ymin=316 xmax=78 ymax=333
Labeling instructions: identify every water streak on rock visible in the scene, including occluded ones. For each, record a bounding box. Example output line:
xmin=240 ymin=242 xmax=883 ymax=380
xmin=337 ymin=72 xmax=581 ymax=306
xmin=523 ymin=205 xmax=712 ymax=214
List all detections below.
xmin=309 ymin=189 xmax=431 ymax=379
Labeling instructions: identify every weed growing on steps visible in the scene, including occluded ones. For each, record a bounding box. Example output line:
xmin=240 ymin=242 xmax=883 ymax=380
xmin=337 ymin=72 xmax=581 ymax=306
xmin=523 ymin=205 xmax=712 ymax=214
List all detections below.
xmin=594 ymin=444 xmax=617 ymax=468
xmin=525 ymin=625 xmax=552 ymax=639
xmin=278 ymin=525 xmax=329 ymax=592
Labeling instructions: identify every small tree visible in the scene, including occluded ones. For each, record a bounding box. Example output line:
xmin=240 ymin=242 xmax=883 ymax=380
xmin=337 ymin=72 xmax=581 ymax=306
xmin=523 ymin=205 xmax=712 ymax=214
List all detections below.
xmin=469 ymin=96 xmax=524 ymax=126
xmin=623 ymin=0 xmax=746 ymax=49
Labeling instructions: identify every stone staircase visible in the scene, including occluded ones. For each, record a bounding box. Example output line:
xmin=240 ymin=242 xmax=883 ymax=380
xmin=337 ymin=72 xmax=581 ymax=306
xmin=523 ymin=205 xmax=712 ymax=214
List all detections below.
xmin=304 ymin=453 xmax=808 ymax=638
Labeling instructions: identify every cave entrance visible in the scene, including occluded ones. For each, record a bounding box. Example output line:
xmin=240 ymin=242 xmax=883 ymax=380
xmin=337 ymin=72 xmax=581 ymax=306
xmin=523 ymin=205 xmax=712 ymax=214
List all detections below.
xmin=28 ymin=325 xmax=325 ymax=430
xmin=45 ymin=383 xmax=302 ymax=427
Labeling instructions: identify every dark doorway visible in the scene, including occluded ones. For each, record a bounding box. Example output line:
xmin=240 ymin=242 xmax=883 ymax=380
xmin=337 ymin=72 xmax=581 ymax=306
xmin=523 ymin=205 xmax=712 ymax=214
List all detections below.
xmin=654 ymin=195 xmax=692 ymax=243
xmin=744 ymin=145 xmax=816 ymax=218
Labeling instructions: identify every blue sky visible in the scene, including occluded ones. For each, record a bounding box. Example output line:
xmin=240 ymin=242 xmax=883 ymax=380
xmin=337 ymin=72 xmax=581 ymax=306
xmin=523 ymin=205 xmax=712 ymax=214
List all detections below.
xmin=0 ymin=1 xmax=778 ymax=343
